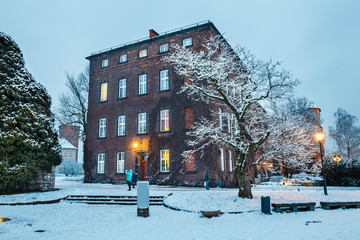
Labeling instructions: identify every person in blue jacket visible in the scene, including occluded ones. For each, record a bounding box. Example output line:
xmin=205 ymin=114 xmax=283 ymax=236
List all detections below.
xmin=125 ymin=169 xmax=133 ymax=191
xmin=205 ymin=170 xmax=210 ymax=190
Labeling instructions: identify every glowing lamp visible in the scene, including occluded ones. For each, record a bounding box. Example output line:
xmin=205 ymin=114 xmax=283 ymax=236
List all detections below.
xmin=133 ymin=142 xmax=138 ymax=148
xmin=315 ymin=133 xmax=324 ymax=142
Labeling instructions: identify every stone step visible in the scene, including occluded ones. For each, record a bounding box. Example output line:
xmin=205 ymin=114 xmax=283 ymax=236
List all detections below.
xmin=64 ymin=195 xmax=164 ymax=206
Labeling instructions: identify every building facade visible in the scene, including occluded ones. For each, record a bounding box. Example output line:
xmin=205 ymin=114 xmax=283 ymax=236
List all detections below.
xmin=84 ymin=21 xmax=237 ymax=187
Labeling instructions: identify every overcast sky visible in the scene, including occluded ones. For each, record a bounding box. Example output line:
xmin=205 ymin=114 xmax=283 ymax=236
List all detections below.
xmin=1 ymin=0 xmax=359 ymax=150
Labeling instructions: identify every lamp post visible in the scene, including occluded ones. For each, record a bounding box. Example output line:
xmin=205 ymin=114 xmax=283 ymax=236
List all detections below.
xmin=315 ymin=132 xmax=328 ymax=195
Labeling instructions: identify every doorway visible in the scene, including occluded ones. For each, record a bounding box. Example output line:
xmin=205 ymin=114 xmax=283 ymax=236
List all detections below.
xmin=136 ymin=152 xmax=148 ymax=181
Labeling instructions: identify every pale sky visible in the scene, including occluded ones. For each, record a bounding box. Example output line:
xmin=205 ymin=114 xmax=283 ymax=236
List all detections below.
xmin=1 ymin=0 xmax=359 ymax=150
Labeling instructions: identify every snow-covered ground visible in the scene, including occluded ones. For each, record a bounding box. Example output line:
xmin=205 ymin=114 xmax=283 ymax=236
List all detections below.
xmin=1 ymin=175 xmax=360 ymax=240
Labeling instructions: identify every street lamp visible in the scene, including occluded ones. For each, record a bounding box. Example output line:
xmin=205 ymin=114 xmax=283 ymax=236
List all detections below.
xmin=315 ymin=132 xmax=328 ymax=195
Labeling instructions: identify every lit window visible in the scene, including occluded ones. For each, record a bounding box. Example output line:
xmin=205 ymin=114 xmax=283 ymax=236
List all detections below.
xmin=182 ymin=38 xmax=192 ymax=47
xmin=116 ymin=152 xmax=125 ymax=173
xmin=139 ymin=74 xmax=147 ymax=95
xmin=97 ymin=153 xmax=105 ymax=174
xmin=100 ymin=83 xmax=108 ymax=101
xmin=160 ymin=149 xmax=170 ymax=172
xmin=159 ymin=44 xmax=169 ymax=53
xmin=118 ymin=79 xmax=127 ymax=98
xmin=160 ymin=69 xmax=169 ymax=91
xmin=229 ymin=151 xmax=233 ymax=172
xmin=99 ymin=118 xmax=107 ymax=138
xmin=138 ymin=112 xmax=147 ymax=134
xmin=118 ymin=115 xmax=126 ymax=136
xmin=160 ymin=109 xmax=169 ymax=132
xmin=219 ymin=148 xmax=225 ymax=172
xmin=101 ymin=59 xmax=109 ymax=68
xmin=139 ymin=49 xmax=147 ymax=58
xmin=119 ymin=54 xmax=127 ymax=63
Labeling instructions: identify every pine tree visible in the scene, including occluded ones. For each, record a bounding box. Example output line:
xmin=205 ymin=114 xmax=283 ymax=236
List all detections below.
xmin=0 ymin=32 xmax=62 ymax=193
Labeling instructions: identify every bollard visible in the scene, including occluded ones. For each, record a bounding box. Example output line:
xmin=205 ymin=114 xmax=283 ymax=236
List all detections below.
xmin=261 ymin=196 xmax=271 ymax=214
xmin=137 ymin=181 xmax=149 ymax=217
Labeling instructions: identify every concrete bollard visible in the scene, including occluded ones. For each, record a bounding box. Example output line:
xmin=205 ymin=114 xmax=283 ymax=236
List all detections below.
xmin=137 ymin=181 xmax=149 ymax=217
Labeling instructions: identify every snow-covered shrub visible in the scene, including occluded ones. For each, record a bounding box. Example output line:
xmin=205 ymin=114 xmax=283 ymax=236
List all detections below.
xmin=56 ymin=159 xmax=83 ymax=176
xmin=0 ymin=32 xmax=61 ymax=194
xmin=324 ymin=156 xmax=360 ymax=186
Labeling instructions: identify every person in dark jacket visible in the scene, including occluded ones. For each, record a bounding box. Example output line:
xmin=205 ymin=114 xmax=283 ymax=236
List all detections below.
xmin=205 ymin=170 xmax=210 ymax=190
xmin=132 ymin=171 xmax=138 ymax=188
xmin=125 ymin=169 xmax=133 ymax=191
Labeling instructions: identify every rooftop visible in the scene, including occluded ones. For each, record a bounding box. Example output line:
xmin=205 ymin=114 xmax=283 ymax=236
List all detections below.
xmin=88 ymin=20 xmax=214 ymax=57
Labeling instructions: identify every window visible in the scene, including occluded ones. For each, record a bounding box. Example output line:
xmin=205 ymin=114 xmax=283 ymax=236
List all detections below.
xmin=116 ymin=152 xmax=125 ymax=173
xmin=69 ymin=152 xmax=73 ymax=157
xmin=185 ymin=152 xmax=195 ymax=172
xmin=184 ymin=107 xmax=194 ymax=129
xmin=138 ymin=74 xmax=147 ymax=95
xmin=119 ymin=54 xmax=127 ymax=63
xmin=159 ymin=44 xmax=169 ymax=53
xmin=97 ymin=153 xmax=105 ymax=174
xmin=219 ymin=148 xmax=225 ymax=172
xmin=229 ymin=151 xmax=233 ymax=172
xmin=101 ymin=59 xmax=109 ymax=68
xmin=100 ymin=83 xmax=108 ymax=102
xmin=99 ymin=118 xmax=107 ymax=138
xmin=118 ymin=79 xmax=127 ymax=98
xmin=160 ymin=109 xmax=169 ymax=132
xmin=118 ymin=115 xmax=126 ymax=136
xmin=160 ymin=149 xmax=170 ymax=172
xmin=182 ymin=38 xmax=192 ymax=47
xmin=219 ymin=108 xmax=223 ymax=130
xmin=160 ymin=69 xmax=169 ymax=91
xmin=138 ymin=112 xmax=147 ymax=134
xmin=139 ymin=49 xmax=147 ymax=58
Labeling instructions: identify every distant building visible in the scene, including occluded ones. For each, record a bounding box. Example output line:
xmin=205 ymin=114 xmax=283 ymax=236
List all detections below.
xmin=59 ymin=137 xmax=78 ymax=162
xmin=59 ymin=125 xmax=80 ymax=162
xmin=84 ymin=21 xmax=237 ymax=187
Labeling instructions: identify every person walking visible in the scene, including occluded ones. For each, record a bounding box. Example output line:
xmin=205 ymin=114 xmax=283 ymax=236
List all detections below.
xmin=125 ymin=169 xmax=133 ymax=191
xmin=132 ymin=171 xmax=138 ymax=188
xmin=205 ymin=170 xmax=210 ymax=190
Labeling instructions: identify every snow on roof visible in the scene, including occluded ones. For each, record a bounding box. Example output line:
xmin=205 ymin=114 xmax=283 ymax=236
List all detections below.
xmin=59 ymin=137 xmax=77 ymax=150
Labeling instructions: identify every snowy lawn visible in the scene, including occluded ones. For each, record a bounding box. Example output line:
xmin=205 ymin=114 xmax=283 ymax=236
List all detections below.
xmin=1 ymin=175 xmax=360 ymax=239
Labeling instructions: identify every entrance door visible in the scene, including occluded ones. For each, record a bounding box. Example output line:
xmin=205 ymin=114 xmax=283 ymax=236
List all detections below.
xmin=136 ymin=152 xmax=148 ymax=180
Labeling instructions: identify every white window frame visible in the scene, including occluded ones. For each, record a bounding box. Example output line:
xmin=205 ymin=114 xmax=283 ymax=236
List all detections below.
xmin=116 ymin=152 xmax=125 ymax=173
xmin=118 ymin=115 xmax=126 ymax=136
xmin=100 ymin=82 xmax=108 ymax=102
xmin=219 ymin=108 xmax=223 ymax=130
xmin=182 ymin=38 xmax=192 ymax=47
xmin=159 ymin=44 xmax=169 ymax=53
xmin=139 ymin=74 xmax=147 ymax=95
xmin=139 ymin=49 xmax=147 ymax=58
xmin=160 ymin=149 xmax=170 ymax=172
xmin=229 ymin=151 xmax=233 ymax=172
xmin=119 ymin=54 xmax=127 ymax=63
xmin=138 ymin=112 xmax=147 ymax=134
xmin=160 ymin=69 xmax=169 ymax=91
xmin=118 ymin=79 xmax=127 ymax=98
xmin=101 ymin=59 xmax=109 ymax=68
xmin=99 ymin=118 xmax=107 ymax=138
xmin=97 ymin=153 xmax=105 ymax=174
xmin=160 ymin=109 xmax=169 ymax=132
xmin=219 ymin=148 xmax=225 ymax=172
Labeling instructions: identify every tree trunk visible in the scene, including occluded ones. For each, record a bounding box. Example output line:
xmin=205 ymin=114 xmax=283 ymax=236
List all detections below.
xmin=236 ymin=151 xmax=254 ymax=199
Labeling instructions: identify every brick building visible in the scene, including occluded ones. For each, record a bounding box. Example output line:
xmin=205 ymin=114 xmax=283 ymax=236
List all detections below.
xmin=84 ymin=21 xmax=237 ymax=187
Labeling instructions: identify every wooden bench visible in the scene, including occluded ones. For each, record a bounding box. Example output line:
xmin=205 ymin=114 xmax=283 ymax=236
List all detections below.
xmin=320 ymin=201 xmax=360 ymax=210
xmin=272 ymin=202 xmax=316 ymax=213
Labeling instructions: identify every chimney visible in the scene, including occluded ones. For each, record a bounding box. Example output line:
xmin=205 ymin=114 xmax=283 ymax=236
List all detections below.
xmin=149 ymin=29 xmax=159 ymax=38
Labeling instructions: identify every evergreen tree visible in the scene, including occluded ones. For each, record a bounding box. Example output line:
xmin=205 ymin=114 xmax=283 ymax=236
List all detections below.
xmin=0 ymin=32 xmax=61 ymax=193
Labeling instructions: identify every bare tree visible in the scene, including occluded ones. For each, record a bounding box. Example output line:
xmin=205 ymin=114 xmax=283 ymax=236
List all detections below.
xmin=164 ymin=37 xmax=299 ymax=198
xmin=56 ymin=66 xmax=89 ymax=143
xmin=329 ymin=108 xmax=360 ymax=159
xmin=262 ymin=97 xmax=321 ymax=178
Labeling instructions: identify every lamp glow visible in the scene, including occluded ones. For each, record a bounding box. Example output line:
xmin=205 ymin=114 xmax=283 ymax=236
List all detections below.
xmin=315 ymin=132 xmax=324 ymax=141
xmin=133 ymin=142 xmax=138 ymax=148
